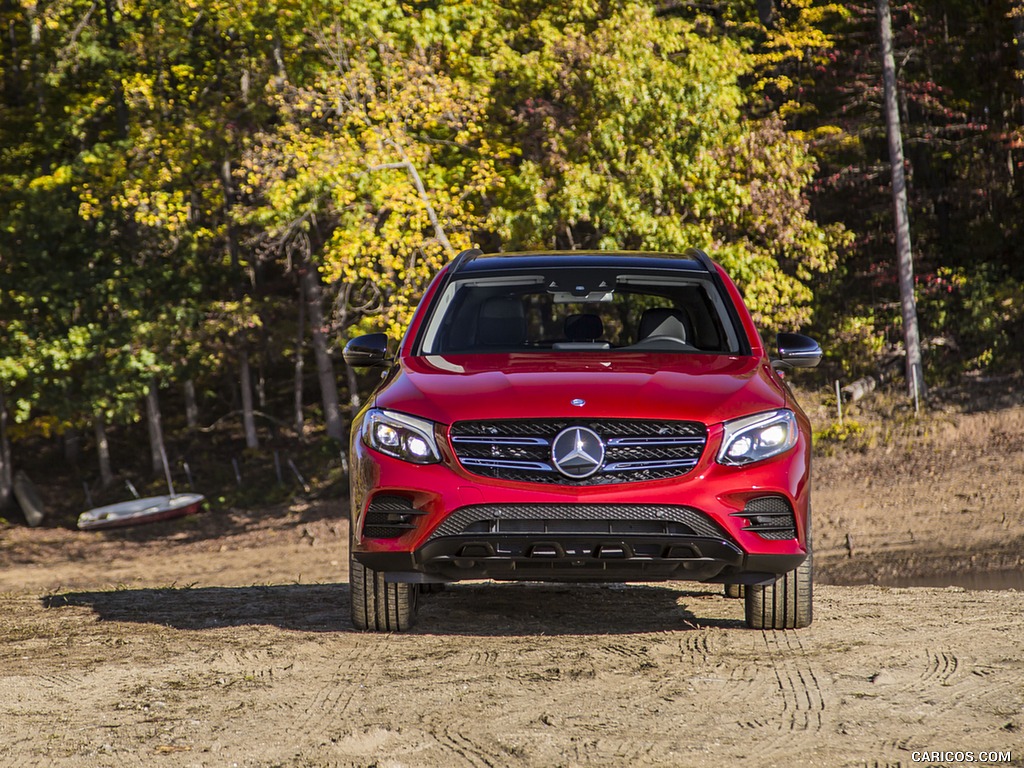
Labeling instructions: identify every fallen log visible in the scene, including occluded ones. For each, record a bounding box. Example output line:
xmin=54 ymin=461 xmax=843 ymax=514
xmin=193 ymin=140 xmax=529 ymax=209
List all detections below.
xmin=841 ymin=376 xmax=877 ymax=403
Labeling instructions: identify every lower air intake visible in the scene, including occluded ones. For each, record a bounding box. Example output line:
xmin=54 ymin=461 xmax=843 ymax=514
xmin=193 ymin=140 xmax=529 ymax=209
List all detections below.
xmin=362 ymin=496 xmax=427 ymax=540
xmin=734 ymin=496 xmax=796 ymax=540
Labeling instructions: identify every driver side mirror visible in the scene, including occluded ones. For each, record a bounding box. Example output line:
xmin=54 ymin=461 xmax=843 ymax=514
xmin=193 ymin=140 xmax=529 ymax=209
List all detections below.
xmin=343 ymin=333 xmax=391 ymax=368
xmin=772 ymin=333 xmax=822 ymax=370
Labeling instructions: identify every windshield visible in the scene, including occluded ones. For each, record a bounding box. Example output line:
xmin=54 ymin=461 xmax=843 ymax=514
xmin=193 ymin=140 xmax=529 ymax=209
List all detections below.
xmin=417 ymin=270 xmax=744 ymax=355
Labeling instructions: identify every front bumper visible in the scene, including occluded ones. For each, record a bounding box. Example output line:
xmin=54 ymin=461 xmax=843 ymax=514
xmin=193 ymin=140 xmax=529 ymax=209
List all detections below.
xmin=354 ymin=530 xmax=804 ymax=585
xmin=349 ymin=422 xmax=811 ymax=584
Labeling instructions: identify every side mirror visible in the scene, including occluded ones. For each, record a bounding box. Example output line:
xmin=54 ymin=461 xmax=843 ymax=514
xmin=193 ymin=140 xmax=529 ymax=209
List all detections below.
xmin=773 ymin=333 xmax=822 ymax=370
xmin=343 ymin=333 xmax=391 ymax=368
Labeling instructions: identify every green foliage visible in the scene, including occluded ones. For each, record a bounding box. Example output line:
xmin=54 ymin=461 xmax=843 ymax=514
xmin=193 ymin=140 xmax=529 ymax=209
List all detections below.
xmin=239 ymin=25 xmax=504 ymax=338
xmin=814 ymin=418 xmax=866 ymax=444
xmin=11 ymin=0 xmax=1020 ymax=466
xmin=916 ymin=266 xmax=1024 ymax=376
xmin=488 ymin=2 xmax=845 ymax=329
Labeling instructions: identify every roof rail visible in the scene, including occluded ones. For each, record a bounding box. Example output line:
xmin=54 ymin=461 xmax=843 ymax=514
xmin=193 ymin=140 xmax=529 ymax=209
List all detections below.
xmin=449 ymin=247 xmax=484 ymax=273
xmin=685 ymin=247 xmax=716 ymax=274
xmin=428 ymin=248 xmax=483 ymax=312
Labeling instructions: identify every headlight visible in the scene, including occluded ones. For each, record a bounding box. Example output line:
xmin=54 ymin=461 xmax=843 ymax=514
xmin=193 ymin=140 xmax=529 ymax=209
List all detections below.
xmin=362 ymin=409 xmax=441 ymax=464
xmin=717 ymin=410 xmax=798 ymax=466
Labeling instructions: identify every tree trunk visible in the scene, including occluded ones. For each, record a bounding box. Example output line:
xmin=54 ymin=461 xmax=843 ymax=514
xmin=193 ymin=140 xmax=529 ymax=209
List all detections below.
xmin=346 ymin=364 xmax=361 ymax=414
xmin=877 ymin=0 xmax=925 ymax=400
xmin=294 ymin=279 xmax=306 ymax=434
xmin=184 ymin=379 xmax=199 ymax=430
xmin=299 ymin=260 xmax=344 ymax=442
xmin=63 ymin=428 xmax=81 ymax=467
xmin=101 ymin=0 xmax=129 ymax=138
xmin=337 ymin=284 xmax=361 ymax=414
xmin=145 ymin=379 xmax=167 ymax=475
xmin=94 ymin=411 xmax=114 ymax=488
xmin=0 ymin=387 xmax=13 ymax=511
xmin=1013 ymin=2 xmax=1024 ymax=127
xmin=239 ymin=349 xmax=260 ymax=449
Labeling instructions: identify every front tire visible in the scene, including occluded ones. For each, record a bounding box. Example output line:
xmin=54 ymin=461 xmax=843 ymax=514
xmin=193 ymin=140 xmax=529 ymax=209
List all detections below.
xmin=349 ymin=553 xmax=418 ymax=632
xmin=744 ymin=540 xmax=813 ymax=630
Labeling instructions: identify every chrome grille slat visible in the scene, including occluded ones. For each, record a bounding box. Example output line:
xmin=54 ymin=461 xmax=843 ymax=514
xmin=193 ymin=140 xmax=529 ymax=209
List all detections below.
xmin=604 ymin=459 xmax=700 ymax=472
xmin=460 ymin=458 xmax=554 ymax=472
xmin=451 ymin=436 xmax=551 ymax=446
xmin=605 ymin=437 xmax=705 ymax=446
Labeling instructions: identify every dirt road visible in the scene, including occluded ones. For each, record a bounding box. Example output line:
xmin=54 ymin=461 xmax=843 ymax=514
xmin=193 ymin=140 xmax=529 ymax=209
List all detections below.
xmin=1 ymin=400 xmax=1023 ymax=767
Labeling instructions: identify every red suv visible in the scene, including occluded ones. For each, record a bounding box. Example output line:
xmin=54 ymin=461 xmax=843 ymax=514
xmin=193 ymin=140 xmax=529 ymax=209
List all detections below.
xmin=343 ymin=249 xmax=821 ymax=631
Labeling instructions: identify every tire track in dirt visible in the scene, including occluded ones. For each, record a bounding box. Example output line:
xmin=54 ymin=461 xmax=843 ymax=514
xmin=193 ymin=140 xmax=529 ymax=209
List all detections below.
xmin=0 ymin=740 xmax=37 ymax=768
xmin=905 ymin=650 xmax=1020 ymax=715
xmin=283 ymin=638 xmax=387 ymax=741
xmin=761 ymin=631 xmax=827 ymax=733
xmin=920 ymin=648 xmax=961 ymax=685
xmin=598 ymin=641 xmax=651 ymax=660
xmin=680 ymin=633 xmax=713 ymax=665
xmin=698 ymin=629 xmax=831 ymax=761
xmin=561 ymin=736 xmax=657 ymax=766
xmin=36 ymin=672 xmax=83 ymax=689
xmin=431 ymin=723 xmax=505 ymax=768
xmin=676 ymin=631 xmax=783 ymax=733
xmin=677 ymin=631 xmax=766 ymax=716
xmin=467 ymin=649 xmax=500 ymax=666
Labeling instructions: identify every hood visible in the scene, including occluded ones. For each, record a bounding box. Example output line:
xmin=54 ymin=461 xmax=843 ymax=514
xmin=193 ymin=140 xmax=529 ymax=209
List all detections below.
xmin=374 ymin=352 xmax=788 ymax=426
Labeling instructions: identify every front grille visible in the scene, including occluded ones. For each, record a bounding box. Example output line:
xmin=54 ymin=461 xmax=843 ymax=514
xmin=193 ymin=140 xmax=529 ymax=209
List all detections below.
xmin=450 ymin=419 xmax=707 ymax=485
xmin=428 ymin=504 xmax=727 ymax=540
xmin=362 ymin=495 xmax=428 ymax=539
xmin=731 ymin=496 xmax=796 ymax=540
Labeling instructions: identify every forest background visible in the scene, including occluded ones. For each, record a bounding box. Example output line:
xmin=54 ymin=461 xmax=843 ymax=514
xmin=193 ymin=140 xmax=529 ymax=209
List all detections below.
xmin=1 ymin=0 xmax=1023 ymax=512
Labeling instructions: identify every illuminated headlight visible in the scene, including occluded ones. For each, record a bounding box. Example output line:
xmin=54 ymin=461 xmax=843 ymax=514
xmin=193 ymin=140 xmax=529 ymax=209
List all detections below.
xmin=717 ymin=410 xmax=799 ymax=466
xmin=362 ymin=409 xmax=441 ymax=464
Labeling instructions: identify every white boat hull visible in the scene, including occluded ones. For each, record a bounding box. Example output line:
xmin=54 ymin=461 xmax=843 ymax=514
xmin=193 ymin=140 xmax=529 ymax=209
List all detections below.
xmin=78 ymin=493 xmax=206 ymax=531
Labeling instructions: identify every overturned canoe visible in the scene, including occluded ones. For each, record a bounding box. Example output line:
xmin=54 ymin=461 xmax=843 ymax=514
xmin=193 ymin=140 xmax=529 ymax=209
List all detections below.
xmin=77 ymin=493 xmax=206 ymax=531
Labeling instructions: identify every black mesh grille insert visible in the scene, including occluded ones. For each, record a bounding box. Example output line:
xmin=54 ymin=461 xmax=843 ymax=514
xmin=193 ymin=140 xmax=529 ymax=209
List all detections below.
xmin=732 ymin=496 xmax=796 ymax=540
xmin=428 ymin=504 xmax=727 ymax=540
xmin=362 ymin=495 xmax=429 ymax=539
xmin=449 ymin=419 xmax=707 ymax=485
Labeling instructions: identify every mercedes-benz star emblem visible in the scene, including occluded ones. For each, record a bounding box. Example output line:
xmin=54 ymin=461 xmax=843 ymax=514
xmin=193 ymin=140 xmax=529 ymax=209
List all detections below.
xmin=551 ymin=426 xmax=605 ymax=479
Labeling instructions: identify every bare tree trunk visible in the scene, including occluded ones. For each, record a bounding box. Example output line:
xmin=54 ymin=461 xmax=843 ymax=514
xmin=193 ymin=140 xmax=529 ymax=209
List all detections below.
xmin=0 ymin=387 xmax=13 ymax=511
xmin=145 ymin=379 xmax=167 ymax=475
xmin=63 ymin=428 xmax=81 ymax=467
xmin=101 ymin=0 xmax=129 ymax=138
xmin=1013 ymin=2 xmax=1024 ymax=127
xmin=294 ymin=279 xmax=306 ymax=434
xmin=299 ymin=261 xmax=344 ymax=442
xmin=878 ymin=0 xmax=925 ymax=400
xmin=369 ymin=151 xmax=455 ymax=256
xmin=346 ymin=365 xmax=361 ymax=413
xmin=336 ymin=284 xmax=362 ymax=414
xmin=220 ymin=155 xmax=260 ymax=448
xmin=94 ymin=412 xmax=114 ymax=488
xmin=184 ymin=379 xmax=199 ymax=430
xmin=239 ymin=349 xmax=260 ymax=449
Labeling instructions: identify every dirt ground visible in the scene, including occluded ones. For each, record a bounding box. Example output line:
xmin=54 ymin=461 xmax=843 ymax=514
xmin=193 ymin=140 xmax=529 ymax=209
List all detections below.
xmin=1 ymin=394 xmax=1023 ymax=767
